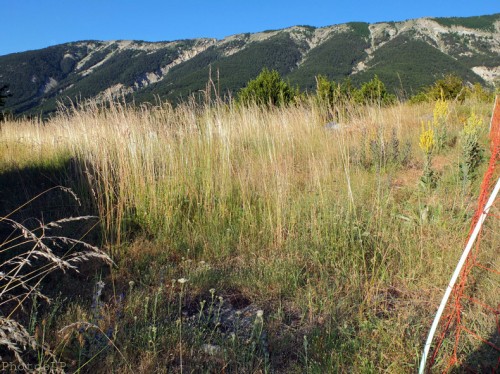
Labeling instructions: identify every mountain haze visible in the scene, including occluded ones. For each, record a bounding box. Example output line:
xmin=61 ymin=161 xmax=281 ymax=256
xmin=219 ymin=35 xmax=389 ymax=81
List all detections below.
xmin=1 ymin=13 xmax=499 ymax=115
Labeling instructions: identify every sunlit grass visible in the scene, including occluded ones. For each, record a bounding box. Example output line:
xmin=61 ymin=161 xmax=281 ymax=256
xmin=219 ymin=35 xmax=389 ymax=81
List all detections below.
xmin=0 ymin=97 xmax=495 ymax=372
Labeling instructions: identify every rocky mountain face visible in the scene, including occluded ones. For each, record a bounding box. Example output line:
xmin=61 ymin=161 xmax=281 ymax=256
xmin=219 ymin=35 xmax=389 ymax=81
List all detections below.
xmin=1 ymin=14 xmax=498 ymax=115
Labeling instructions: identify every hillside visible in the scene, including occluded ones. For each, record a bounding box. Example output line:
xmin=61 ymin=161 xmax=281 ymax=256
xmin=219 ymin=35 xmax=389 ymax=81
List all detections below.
xmin=0 ymin=13 xmax=499 ymax=115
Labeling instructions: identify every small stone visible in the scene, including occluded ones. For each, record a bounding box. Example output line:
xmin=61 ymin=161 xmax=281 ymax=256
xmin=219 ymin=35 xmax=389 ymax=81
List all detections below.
xmin=325 ymin=121 xmax=342 ymax=130
xmin=201 ymin=343 xmax=222 ymax=355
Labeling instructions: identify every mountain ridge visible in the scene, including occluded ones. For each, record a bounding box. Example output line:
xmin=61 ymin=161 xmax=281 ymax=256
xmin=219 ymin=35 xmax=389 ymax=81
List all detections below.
xmin=1 ymin=13 xmax=499 ymax=115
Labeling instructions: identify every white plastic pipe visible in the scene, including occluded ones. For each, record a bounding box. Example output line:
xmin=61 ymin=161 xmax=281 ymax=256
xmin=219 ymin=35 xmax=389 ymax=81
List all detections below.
xmin=490 ymin=96 xmax=499 ymax=132
xmin=419 ymin=175 xmax=500 ymax=374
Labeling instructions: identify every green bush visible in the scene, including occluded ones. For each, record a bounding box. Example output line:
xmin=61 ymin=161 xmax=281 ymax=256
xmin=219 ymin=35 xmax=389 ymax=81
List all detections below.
xmin=315 ymin=75 xmax=334 ymax=106
xmin=317 ymin=76 xmax=357 ymax=103
xmin=316 ymin=75 xmax=397 ymax=108
xmin=466 ymin=82 xmax=495 ymax=102
xmin=410 ymin=74 xmax=467 ymax=103
xmin=353 ymin=75 xmax=396 ymax=105
xmin=237 ymin=68 xmax=298 ymax=107
xmin=430 ymin=75 xmax=466 ymax=101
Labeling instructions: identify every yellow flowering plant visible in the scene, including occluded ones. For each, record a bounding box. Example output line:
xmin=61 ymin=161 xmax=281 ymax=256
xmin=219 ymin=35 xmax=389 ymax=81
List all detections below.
xmin=460 ymin=111 xmax=484 ymax=185
xmin=419 ymin=121 xmax=435 ymax=155
xmin=419 ymin=121 xmax=437 ymax=189
xmin=462 ymin=110 xmax=483 ymax=136
xmin=432 ymin=99 xmax=448 ymax=151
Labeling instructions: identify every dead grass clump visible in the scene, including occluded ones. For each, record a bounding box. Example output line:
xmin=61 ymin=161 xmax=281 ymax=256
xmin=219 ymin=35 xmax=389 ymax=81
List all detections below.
xmin=0 ymin=188 xmax=112 ymax=371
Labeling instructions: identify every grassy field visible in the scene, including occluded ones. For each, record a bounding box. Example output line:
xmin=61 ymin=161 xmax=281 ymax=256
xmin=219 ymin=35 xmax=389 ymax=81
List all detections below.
xmin=0 ymin=97 xmax=497 ymax=372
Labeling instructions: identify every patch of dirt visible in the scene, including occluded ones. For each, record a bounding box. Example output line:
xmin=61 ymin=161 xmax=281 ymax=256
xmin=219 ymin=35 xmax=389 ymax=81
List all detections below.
xmin=391 ymin=165 xmax=422 ymax=189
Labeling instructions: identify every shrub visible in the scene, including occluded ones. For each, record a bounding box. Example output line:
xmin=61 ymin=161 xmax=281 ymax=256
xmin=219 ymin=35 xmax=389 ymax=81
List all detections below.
xmin=419 ymin=121 xmax=437 ymax=189
xmin=460 ymin=111 xmax=484 ymax=186
xmin=466 ymin=82 xmax=494 ymax=102
xmin=315 ymin=75 xmax=334 ymax=106
xmin=353 ymin=75 xmax=396 ymax=106
xmin=410 ymin=74 xmax=466 ymax=103
xmin=315 ymin=75 xmax=358 ymax=108
xmin=237 ymin=68 xmax=298 ymax=107
xmin=432 ymin=99 xmax=449 ymax=152
xmin=430 ymin=74 xmax=466 ymax=101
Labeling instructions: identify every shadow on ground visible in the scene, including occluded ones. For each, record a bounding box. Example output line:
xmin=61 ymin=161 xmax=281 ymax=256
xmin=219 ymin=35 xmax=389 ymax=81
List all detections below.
xmin=454 ymin=328 xmax=500 ymax=373
xmin=0 ymin=158 xmax=92 ymax=223
xmin=0 ymin=157 xmax=109 ymax=306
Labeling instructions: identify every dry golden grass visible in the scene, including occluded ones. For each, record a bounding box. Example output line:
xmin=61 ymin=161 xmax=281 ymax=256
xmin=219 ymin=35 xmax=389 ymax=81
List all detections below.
xmin=0 ymin=97 xmax=496 ymax=372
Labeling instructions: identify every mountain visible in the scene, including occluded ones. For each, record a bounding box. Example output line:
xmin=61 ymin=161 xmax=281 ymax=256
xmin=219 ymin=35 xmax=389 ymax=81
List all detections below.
xmin=1 ymin=14 xmax=499 ymax=115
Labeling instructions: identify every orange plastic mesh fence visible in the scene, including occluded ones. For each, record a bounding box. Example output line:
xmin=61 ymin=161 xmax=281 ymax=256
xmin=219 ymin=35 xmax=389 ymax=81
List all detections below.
xmin=428 ymin=96 xmax=500 ymax=372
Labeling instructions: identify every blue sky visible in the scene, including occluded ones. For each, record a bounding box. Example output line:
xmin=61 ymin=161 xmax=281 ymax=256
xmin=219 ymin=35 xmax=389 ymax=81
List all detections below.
xmin=1 ymin=0 xmax=499 ymax=56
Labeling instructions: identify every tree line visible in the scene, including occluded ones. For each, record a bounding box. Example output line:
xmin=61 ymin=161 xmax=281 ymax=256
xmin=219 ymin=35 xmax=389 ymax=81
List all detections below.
xmin=235 ymin=68 xmax=496 ymax=109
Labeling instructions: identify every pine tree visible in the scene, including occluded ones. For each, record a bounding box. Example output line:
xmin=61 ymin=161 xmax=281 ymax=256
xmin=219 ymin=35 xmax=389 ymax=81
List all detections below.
xmin=0 ymin=84 xmax=10 ymax=121
xmin=237 ymin=69 xmax=298 ymax=108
